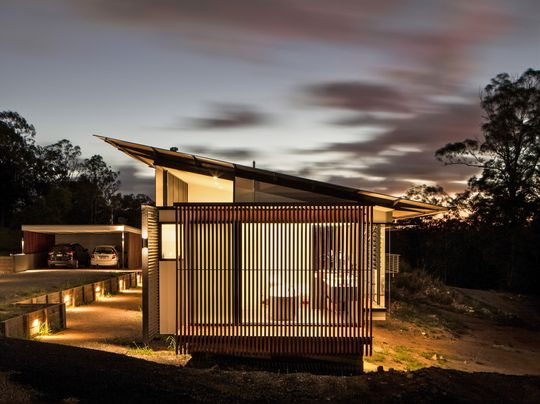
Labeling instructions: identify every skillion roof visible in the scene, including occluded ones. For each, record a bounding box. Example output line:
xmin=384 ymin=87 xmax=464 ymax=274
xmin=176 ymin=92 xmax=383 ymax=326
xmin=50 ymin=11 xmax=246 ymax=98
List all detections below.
xmin=96 ymin=135 xmax=446 ymax=220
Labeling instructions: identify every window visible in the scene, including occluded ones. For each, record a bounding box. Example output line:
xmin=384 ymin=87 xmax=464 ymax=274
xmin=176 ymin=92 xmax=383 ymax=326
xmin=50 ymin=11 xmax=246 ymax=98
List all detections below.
xmin=161 ymin=224 xmax=183 ymax=259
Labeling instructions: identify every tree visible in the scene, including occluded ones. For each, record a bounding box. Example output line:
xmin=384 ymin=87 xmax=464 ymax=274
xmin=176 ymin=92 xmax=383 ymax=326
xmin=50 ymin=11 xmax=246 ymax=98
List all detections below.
xmin=0 ymin=111 xmax=42 ymax=227
xmin=79 ymin=155 xmax=120 ymax=224
xmin=435 ymin=69 xmax=540 ymax=289
xmin=111 ymin=193 xmax=154 ymax=227
xmin=39 ymin=139 xmax=81 ymax=185
xmin=436 ymin=69 xmax=540 ymax=226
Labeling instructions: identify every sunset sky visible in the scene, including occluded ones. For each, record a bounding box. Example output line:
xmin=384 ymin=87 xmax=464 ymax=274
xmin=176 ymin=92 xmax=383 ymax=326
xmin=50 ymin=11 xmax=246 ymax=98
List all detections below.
xmin=2 ymin=0 xmax=539 ymax=198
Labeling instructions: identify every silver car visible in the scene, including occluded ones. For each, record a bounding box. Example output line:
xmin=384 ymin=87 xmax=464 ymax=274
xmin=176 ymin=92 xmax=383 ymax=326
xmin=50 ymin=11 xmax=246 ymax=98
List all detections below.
xmin=91 ymin=245 xmax=120 ymax=268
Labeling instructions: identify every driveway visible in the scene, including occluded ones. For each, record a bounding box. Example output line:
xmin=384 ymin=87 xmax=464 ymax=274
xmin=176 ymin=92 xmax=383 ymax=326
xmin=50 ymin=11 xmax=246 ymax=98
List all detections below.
xmin=0 ymin=269 xmax=132 ymax=304
xmin=39 ymin=287 xmax=143 ymax=352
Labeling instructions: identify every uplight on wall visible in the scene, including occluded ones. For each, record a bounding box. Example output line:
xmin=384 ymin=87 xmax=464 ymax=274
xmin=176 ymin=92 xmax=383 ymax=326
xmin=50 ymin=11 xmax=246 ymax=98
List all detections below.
xmin=30 ymin=318 xmax=41 ymax=335
xmin=95 ymin=285 xmax=101 ymax=298
xmin=63 ymin=294 xmax=72 ymax=307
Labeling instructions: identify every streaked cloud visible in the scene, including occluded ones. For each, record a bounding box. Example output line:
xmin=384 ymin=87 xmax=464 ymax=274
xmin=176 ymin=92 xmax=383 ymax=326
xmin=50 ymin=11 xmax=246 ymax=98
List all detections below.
xmin=185 ymin=104 xmax=269 ymax=130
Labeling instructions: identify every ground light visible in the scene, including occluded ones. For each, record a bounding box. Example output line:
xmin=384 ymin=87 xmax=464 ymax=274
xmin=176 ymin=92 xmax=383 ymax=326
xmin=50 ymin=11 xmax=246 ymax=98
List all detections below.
xmin=30 ymin=318 xmax=40 ymax=335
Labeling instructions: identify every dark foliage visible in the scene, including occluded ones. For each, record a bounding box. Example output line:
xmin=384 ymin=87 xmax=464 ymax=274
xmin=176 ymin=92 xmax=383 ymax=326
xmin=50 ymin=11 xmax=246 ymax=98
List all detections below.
xmin=391 ymin=220 xmax=540 ymax=293
xmin=398 ymin=69 xmax=540 ymax=293
xmin=0 ymin=111 xmax=153 ymax=248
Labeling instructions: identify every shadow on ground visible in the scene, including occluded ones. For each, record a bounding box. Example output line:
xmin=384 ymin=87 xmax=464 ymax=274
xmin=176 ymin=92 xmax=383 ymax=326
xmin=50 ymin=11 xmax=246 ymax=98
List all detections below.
xmin=1 ymin=337 xmax=539 ymax=403
xmin=186 ymin=352 xmax=363 ymax=376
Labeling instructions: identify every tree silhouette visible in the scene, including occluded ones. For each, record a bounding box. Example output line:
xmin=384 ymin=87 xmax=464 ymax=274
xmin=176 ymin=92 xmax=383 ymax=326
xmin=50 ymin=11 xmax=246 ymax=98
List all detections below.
xmin=436 ymin=69 xmax=540 ymax=226
xmin=0 ymin=111 xmax=41 ymax=227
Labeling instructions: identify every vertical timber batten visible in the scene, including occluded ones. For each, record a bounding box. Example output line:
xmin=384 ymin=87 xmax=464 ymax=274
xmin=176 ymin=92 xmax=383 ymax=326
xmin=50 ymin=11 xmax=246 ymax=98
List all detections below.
xmin=171 ymin=203 xmax=374 ymax=356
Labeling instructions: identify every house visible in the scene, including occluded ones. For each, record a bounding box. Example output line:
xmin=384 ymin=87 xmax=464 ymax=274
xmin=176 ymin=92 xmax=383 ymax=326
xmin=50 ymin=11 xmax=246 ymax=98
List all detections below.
xmin=98 ymin=136 xmax=444 ymax=360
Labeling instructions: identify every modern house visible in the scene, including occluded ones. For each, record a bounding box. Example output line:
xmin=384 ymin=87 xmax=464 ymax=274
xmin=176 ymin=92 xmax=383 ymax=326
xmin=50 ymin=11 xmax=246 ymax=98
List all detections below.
xmin=99 ymin=136 xmax=444 ymax=359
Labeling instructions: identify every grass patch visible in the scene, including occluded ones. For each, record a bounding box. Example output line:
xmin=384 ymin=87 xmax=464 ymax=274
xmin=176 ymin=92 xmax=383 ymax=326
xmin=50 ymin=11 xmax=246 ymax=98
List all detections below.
xmin=36 ymin=322 xmax=52 ymax=337
xmin=127 ymin=343 xmax=154 ymax=356
xmin=391 ymin=300 xmax=467 ymax=336
xmin=365 ymin=352 xmax=386 ymax=363
xmin=392 ymin=345 xmax=424 ymax=371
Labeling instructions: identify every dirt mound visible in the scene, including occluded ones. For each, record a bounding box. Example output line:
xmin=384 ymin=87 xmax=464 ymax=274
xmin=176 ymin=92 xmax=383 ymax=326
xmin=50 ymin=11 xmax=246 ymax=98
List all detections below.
xmin=1 ymin=337 xmax=539 ymax=403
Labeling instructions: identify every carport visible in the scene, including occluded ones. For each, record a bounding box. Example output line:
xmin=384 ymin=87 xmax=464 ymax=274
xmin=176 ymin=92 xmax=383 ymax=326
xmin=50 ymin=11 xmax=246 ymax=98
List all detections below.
xmin=19 ymin=225 xmax=142 ymax=271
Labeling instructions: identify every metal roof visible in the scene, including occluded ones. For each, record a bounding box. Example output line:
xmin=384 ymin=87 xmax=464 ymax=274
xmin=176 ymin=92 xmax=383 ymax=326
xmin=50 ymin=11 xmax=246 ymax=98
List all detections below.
xmin=22 ymin=224 xmax=141 ymax=234
xmin=95 ymin=135 xmax=446 ymax=219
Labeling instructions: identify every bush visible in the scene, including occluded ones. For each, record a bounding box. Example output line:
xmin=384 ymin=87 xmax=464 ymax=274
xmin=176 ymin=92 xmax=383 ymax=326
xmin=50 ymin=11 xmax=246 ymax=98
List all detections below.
xmin=394 ymin=270 xmax=455 ymax=306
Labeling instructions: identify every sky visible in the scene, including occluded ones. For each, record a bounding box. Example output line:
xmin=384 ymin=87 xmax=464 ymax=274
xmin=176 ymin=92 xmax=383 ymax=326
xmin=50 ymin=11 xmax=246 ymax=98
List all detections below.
xmin=1 ymin=0 xmax=539 ymax=198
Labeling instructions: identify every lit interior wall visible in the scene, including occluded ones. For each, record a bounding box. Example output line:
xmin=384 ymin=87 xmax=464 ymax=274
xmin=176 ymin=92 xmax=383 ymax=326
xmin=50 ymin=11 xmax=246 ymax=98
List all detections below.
xmin=159 ymin=260 xmax=176 ymax=334
xmin=240 ymin=223 xmax=313 ymax=324
xmin=190 ymin=223 xmax=233 ymax=324
xmin=168 ymin=168 xmax=233 ymax=203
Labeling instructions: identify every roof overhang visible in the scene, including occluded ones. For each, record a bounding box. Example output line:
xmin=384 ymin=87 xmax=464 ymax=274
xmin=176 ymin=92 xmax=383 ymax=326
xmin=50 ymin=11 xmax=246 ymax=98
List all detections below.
xmin=96 ymin=135 xmax=446 ymax=220
xmin=22 ymin=224 xmax=141 ymax=235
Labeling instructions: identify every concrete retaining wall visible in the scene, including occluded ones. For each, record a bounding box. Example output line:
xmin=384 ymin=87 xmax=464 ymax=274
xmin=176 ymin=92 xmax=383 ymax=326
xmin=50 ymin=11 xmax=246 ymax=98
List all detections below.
xmin=0 ymin=256 xmax=13 ymax=273
xmin=0 ymin=253 xmax=47 ymax=274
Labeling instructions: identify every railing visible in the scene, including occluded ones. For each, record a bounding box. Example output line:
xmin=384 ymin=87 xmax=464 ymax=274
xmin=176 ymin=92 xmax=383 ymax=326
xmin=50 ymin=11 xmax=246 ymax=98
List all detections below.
xmin=173 ymin=203 xmax=374 ymax=356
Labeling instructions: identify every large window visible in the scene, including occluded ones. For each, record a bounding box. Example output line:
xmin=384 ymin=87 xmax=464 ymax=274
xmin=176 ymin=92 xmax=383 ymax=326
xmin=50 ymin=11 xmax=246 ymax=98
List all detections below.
xmin=161 ymin=224 xmax=183 ymax=259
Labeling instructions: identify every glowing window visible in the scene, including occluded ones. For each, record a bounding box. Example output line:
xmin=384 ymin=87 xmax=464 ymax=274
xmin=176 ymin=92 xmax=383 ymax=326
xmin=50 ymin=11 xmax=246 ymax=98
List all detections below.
xmin=161 ymin=224 xmax=183 ymax=259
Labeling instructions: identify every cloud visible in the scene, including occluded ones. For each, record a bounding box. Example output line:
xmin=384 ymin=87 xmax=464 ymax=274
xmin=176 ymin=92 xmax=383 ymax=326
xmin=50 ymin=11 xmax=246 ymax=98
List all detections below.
xmin=183 ymin=145 xmax=257 ymax=162
xmin=75 ymin=0 xmax=395 ymax=46
xmin=186 ymin=104 xmax=269 ymax=129
xmin=296 ymin=99 xmax=483 ymax=194
xmin=71 ymin=0 xmax=516 ymax=94
xmin=304 ymin=82 xmax=412 ymax=114
xmin=117 ymin=164 xmax=155 ymax=198
xmin=330 ymin=112 xmax=412 ymax=127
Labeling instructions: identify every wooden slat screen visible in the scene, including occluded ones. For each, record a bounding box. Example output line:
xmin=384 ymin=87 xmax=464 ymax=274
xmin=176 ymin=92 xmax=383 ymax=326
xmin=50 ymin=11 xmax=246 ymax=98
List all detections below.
xmin=175 ymin=203 xmax=373 ymax=356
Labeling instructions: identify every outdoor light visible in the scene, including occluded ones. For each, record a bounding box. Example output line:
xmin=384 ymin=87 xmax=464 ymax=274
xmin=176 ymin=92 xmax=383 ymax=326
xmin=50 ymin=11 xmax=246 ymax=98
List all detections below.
xmin=63 ymin=294 xmax=72 ymax=306
xmin=31 ymin=319 xmax=40 ymax=332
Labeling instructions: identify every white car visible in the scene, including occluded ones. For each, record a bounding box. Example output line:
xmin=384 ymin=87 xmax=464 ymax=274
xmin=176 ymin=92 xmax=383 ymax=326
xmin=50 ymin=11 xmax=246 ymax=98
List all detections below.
xmin=91 ymin=245 xmax=121 ymax=268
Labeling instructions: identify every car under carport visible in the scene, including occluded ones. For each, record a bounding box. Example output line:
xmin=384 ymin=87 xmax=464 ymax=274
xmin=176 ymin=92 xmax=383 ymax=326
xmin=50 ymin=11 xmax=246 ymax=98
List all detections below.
xmin=18 ymin=225 xmax=142 ymax=271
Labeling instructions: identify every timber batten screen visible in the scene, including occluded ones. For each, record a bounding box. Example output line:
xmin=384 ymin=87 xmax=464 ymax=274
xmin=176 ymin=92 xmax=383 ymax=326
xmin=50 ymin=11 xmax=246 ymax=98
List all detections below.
xmin=173 ymin=203 xmax=374 ymax=356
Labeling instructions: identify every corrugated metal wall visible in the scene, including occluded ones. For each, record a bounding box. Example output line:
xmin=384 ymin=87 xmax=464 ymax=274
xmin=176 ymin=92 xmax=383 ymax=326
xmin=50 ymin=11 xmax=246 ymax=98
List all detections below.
xmin=142 ymin=205 xmax=159 ymax=343
xmin=174 ymin=203 xmax=373 ymax=356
